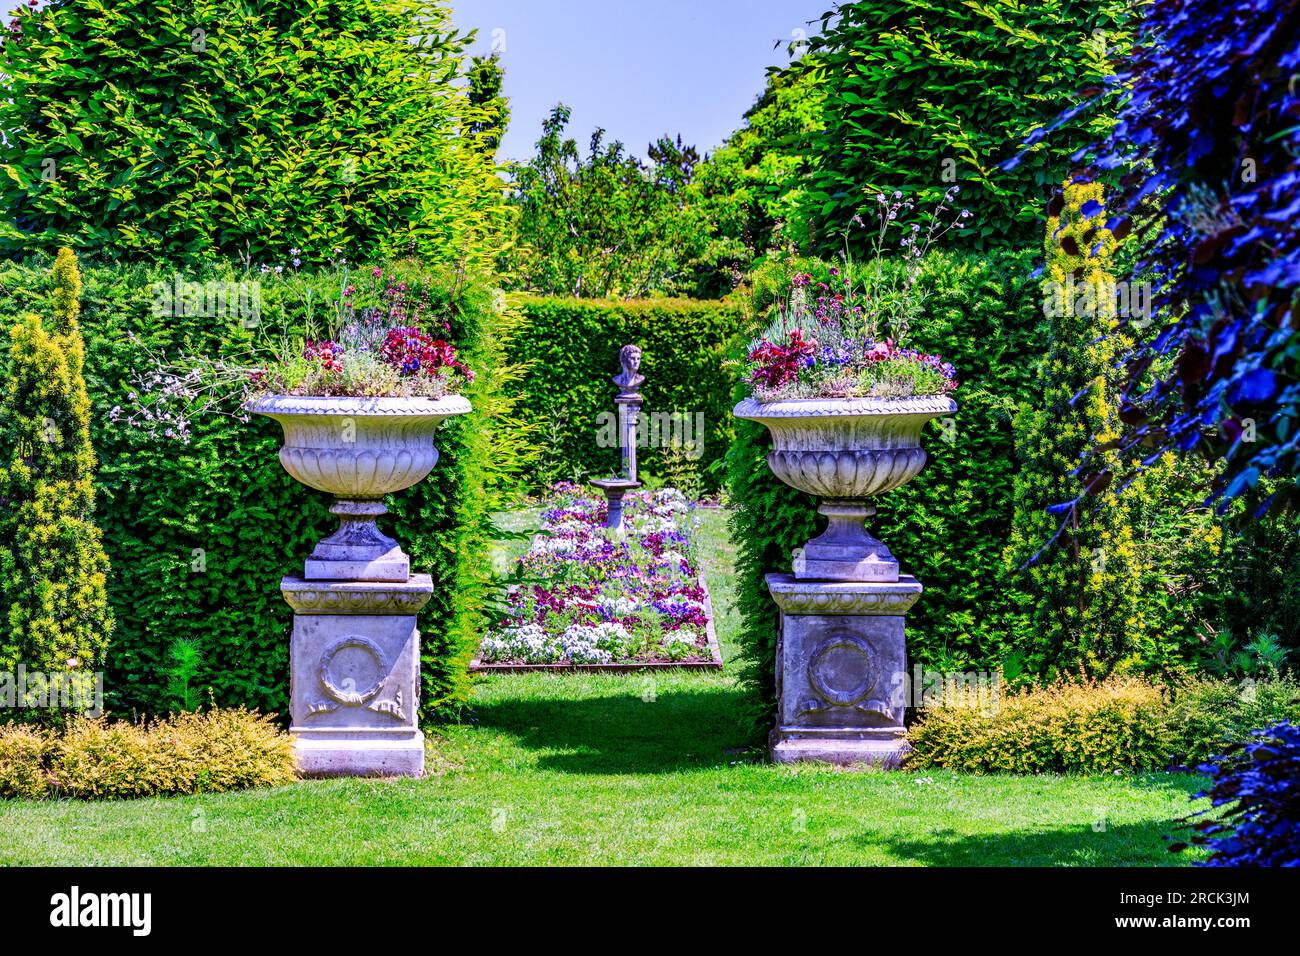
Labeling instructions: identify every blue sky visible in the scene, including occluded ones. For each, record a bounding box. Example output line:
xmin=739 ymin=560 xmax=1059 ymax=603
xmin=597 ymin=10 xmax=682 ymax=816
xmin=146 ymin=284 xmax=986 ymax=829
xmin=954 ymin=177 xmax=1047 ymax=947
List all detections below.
xmin=454 ymin=0 xmax=819 ymax=163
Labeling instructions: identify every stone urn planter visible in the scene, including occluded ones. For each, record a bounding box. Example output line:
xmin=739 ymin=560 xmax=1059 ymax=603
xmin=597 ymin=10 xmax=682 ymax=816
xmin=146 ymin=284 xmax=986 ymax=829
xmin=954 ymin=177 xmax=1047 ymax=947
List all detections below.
xmin=248 ymin=394 xmax=472 ymax=581
xmin=248 ymin=394 xmax=471 ymax=777
xmin=732 ymin=396 xmax=956 ymax=581
xmin=732 ymin=395 xmax=956 ymax=767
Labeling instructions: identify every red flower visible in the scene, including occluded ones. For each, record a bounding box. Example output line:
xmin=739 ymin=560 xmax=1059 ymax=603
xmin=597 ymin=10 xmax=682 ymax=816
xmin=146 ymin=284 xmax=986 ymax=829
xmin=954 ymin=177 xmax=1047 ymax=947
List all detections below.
xmin=748 ymin=328 xmax=816 ymax=389
xmin=304 ymin=340 xmax=343 ymax=373
xmin=379 ymin=327 xmax=474 ymax=383
xmin=864 ymin=339 xmax=896 ymax=361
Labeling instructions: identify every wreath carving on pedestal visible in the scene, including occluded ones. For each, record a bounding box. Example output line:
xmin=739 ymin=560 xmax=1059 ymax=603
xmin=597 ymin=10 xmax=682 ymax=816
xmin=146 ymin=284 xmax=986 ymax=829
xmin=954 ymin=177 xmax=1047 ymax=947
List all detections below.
xmin=305 ymin=636 xmax=406 ymax=720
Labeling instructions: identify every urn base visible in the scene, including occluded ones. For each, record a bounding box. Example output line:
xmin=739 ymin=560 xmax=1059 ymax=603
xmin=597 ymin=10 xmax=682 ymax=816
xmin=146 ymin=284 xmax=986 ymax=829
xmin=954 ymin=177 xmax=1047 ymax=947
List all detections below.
xmin=793 ymin=499 xmax=899 ymax=582
xmin=770 ymin=728 xmax=910 ymax=768
xmin=304 ymin=549 xmax=409 ymax=583
xmin=305 ymin=500 xmax=410 ymax=582
xmin=292 ymin=728 xmax=425 ymax=777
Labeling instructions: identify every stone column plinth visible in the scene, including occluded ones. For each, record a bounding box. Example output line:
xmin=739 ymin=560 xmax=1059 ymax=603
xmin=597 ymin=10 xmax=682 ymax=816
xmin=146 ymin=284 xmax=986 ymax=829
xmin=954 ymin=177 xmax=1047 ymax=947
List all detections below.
xmin=766 ymin=573 xmax=921 ymax=767
xmin=589 ymin=477 xmax=641 ymax=534
xmin=280 ymin=575 xmax=433 ymax=777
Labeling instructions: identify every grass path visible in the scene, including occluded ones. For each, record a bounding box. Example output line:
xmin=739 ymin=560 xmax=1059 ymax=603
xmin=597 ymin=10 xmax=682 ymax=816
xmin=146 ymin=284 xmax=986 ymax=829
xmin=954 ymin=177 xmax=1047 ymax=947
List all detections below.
xmin=0 ymin=508 xmax=1207 ymax=865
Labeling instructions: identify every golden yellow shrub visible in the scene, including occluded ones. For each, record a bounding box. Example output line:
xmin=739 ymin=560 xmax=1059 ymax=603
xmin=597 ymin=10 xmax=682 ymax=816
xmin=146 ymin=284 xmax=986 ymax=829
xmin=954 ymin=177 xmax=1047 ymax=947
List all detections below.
xmin=907 ymin=676 xmax=1176 ymax=774
xmin=0 ymin=724 xmax=52 ymax=798
xmin=1 ymin=708 xmax=294 ymax=800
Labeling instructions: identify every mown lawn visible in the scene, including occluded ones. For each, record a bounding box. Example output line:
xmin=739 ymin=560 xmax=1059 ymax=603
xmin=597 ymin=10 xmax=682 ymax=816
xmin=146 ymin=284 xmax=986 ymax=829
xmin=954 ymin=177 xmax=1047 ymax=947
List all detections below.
xmin=0 ymin=507 xmax=1208 ymax=866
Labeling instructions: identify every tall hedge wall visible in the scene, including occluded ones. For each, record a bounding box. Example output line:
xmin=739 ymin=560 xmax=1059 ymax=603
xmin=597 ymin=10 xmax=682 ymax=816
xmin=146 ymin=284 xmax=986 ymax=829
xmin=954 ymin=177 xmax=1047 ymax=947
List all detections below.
xmin=726 ymin=250 xmax=1045 ymax=732
xmin=504 ymin=296 xmax=745 ymax=492
xmin=797 ymin=0 xmax=1130 ymax=254
xmin=0 ymin=257 xmax=523 ymax=722
xmin=0 ymin=0 xmax=509 ymax=270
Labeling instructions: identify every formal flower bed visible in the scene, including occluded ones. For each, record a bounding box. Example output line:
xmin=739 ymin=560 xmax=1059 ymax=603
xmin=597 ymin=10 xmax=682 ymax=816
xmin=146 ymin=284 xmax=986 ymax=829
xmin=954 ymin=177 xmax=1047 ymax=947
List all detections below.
xmin=475 ymin=485 xmax=719 ymax=667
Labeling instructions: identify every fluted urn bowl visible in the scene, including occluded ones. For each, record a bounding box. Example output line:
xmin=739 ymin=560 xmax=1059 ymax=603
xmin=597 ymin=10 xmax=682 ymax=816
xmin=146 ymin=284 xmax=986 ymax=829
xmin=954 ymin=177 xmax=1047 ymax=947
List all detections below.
xmin=248 ymin=394 xmax=472 ymax=581
xmin=246 ymin=394 xmax=471 ymax=497
xmin=733 ymin=396 xmax=956 ymax=582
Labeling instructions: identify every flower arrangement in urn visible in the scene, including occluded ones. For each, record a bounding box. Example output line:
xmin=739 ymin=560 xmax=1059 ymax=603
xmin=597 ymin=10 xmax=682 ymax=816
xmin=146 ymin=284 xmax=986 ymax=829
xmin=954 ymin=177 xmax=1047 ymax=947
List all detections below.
xmin=735 ymin=190 xmax=964 ymax=582
xmin=119 ymin=261 xmax=473 ymax=440
xmin=743 ymin=188 xmax=965 ymax=403
xmin=118 ymin=258 xmax=474 ymax=585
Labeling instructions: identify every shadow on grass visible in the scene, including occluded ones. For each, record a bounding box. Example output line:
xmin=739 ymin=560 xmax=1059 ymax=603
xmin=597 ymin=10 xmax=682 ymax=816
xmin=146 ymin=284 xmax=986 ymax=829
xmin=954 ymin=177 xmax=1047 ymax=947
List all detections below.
xmin=467 ymin=685 xmax=753 ymax=774
xmin=875 ymin=821 xmax=1193 ymax=867
xmin=872 ymin=776 xmax=1207 ymax=867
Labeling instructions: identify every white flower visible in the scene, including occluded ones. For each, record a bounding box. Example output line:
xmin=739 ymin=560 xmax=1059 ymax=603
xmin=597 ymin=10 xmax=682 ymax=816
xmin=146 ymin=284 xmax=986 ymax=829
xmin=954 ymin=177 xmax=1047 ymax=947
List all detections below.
xmin=632 ymin=515 xmax=678 ymax=534
xmin=660 ymin=629 xmax=701 ymax=660
xmin=561 ymin=637 xmax=612 ymax=665
xmin=598 ymin=596 xmax=640 ymax=617
xmin=537 ymin=537 xmax=580 ymax=556
xmin=562 ymin=621 xmax=631 ymax=652
xmin=480 ymin=623 xmax=565 ymax=664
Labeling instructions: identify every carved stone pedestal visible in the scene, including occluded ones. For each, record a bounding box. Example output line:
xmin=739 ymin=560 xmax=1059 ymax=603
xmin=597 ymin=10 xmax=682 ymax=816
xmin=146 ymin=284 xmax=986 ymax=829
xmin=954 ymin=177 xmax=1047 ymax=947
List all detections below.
xmin=766 ymin=573 xmax=921 ymax=767
xmin=280 ymin=575 xmax=433 ymax=777
xmin=589 ymin=477 xmax=641 ymax=534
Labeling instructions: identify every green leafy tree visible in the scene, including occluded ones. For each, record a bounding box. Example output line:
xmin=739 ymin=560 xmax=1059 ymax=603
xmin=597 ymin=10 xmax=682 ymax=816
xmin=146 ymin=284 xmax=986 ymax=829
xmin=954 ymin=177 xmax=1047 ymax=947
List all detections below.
xmin=467 ymin=53 xmax=510 ymax=155
xmin=0 ymin=0 xmax=508 ymax=267
xmin=507 ymin=104 xmax=707 ymax=298
xmin=0 ymin=249 xmax=113 ymax=679
xmin=684 ymin=61 xmax=826 ymax=296
xmin=1005 ymin=180 xmax=1143 ymax=674
xmin=164 ymin=637 xmax=205 ymax=712
xmin=798 ymin=0 xmax=1131 ymax=254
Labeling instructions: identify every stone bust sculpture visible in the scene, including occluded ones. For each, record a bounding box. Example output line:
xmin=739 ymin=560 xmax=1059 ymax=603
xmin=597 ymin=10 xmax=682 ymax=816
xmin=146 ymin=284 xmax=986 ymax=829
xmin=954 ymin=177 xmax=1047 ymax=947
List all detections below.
xmin=613 ymin=344 xmax=645 ymax=399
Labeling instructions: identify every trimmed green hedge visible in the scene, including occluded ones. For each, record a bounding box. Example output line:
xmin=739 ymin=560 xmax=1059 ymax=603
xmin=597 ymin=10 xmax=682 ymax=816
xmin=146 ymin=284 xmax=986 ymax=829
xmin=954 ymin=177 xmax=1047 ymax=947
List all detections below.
xmin=0 ymin=257 xmax=524 ymax=722
xmin=504 ymin=296 xmax=745 ymax=493
xmin=798 ymin=0 xmax=1130 ymax=254
xmin=726 ymin=250 xmax=1045 ymax=732
xmin=0 ymin=0 xmax=508 ymax=270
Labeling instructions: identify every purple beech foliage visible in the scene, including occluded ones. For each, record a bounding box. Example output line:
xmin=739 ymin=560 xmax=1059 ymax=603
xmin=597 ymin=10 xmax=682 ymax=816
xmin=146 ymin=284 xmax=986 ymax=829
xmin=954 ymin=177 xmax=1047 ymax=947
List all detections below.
xmin=1007 ymin=0 xmax=1300 ymax=519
